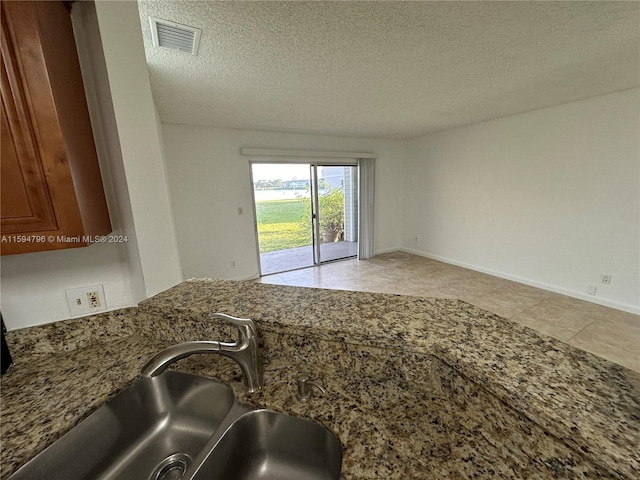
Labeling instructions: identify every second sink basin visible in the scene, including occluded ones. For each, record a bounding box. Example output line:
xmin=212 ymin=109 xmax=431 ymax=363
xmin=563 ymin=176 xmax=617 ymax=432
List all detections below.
xmin=192 ymin=409 xmax=343 ymax=480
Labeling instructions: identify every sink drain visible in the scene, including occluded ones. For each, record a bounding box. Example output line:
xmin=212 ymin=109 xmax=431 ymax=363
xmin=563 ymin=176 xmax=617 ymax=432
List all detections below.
xmin=151 ymin=453 xmax=192 ymax=480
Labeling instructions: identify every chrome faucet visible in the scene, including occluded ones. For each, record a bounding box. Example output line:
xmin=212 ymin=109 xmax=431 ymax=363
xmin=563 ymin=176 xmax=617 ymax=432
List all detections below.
xmin=141 ymin=313 xmax=263 ymax=392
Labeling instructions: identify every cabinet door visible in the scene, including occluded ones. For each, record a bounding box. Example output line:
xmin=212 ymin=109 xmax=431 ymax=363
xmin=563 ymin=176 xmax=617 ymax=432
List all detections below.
xmin=0 ymin=18 xmax=58 ymax=234
xmin=0 ymin=1 xmax=111 ymax=255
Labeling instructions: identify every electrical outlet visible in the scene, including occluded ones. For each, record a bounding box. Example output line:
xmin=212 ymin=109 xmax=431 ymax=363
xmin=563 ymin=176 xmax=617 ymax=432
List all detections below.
xmin=600 ymin=274 xmax=612 ymax=285
xmin=587 ymin=285 xmax=597 ymax=296
xmin=230 ymin=261 xmax=236 ymax=268
xmin=65 ymin=285 xmax=106 ymax=316
xmin=237 ymin=207 xmax=243 ymax=215
xmin=87 ymin=291 xmax=101 ymax=308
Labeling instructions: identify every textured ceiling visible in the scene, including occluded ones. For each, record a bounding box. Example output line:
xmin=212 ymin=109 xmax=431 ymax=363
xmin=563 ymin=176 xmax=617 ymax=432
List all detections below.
xmin=137 ymin=1 xmax=640 ymax=139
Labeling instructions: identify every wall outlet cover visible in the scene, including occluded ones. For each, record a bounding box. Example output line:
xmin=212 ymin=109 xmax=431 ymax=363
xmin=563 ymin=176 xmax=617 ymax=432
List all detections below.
xmin=65 ymin=285 xmax=106 ymax=316
xmin=600 ymin=274 xmax=612 ymax=285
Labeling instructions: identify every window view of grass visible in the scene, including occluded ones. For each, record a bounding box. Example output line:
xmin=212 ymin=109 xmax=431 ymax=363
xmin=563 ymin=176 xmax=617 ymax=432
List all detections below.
xmin=255 ymin=199 xmax=311 ymax=253
xmin=253 ymin=164 xmax=348 ymax=255
xmin=255 ymin=189 xmax=346 ymax=253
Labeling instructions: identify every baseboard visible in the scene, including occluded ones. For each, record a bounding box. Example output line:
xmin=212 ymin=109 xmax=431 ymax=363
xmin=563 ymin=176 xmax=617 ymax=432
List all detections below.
xmin=399 ymin=248 xmax=640 ymax=315
xmin=231 ymin=272 xmax=261 ymax=281
xmin=374 ymin=247 xmax=399 ymax=255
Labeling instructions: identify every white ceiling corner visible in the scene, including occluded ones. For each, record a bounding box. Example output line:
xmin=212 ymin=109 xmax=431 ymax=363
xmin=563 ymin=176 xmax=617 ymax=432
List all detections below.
xmin=137 ymin=1 xmax=640 ymax=139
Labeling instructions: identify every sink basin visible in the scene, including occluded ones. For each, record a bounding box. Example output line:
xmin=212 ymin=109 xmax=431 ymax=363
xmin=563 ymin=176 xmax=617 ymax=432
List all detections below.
xmin=10 ymin=372 xmax=235 ymax=480
xmin=192 ymin=409 xmax=343 ymax=480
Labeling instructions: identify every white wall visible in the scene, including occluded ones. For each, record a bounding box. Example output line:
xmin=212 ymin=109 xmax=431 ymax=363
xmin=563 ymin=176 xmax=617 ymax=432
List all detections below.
xmin=2 ymin=0 xmax=634 ymax=329
xmin=0 ymin=1 xmax=136 ymax=330
xmin=0 ymin=0 xmax=183 ymax=330
xmin=93 ymin=0 xmax=183 ymax=297
xmin=161 ymin=125 xmax=406 ymax=280
xmin=71 ymin=0 xmax=146 ymax=306
xmin=0 ymin=246 xmax=133 ymax=329
xmin=402 ymin=88 xmax=640 ymax=313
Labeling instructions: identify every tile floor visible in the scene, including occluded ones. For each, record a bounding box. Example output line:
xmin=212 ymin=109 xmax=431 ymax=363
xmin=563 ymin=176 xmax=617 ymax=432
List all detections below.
xmin=260 ymin=241 xmax=358 ymax=275
xmin=257 ymin=251 xmax=640 ymax=372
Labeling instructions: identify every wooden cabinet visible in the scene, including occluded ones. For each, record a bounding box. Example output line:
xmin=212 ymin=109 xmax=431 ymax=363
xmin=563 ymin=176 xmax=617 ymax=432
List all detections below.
xmin=1 ymin=0 xmax=111 ymax=255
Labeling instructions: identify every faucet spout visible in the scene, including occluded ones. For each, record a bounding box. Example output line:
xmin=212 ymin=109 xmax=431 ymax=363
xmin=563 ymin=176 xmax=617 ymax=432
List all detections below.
xmin=141 ymin=313 xmax=263 ymax=392
xmin=141 ymin=341 xmax=221 ymax=377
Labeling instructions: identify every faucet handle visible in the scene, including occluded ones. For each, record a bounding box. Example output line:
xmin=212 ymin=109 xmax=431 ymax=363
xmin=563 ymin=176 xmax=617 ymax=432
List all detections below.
xmin=210 ymin=312 xmax=253 ymax=327
xmin=209 ymin=313 xmax=263 ymax=392
xmin=297 ymin=374 xmax=326 ymax=402
xmin=210 ymin=313 xmax=258 ymax=342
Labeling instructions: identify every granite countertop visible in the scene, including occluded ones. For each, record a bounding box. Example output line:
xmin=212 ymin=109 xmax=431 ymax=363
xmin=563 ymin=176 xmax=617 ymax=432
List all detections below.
xmin=1 ymin=279 xmax=639 ymax=479
xmin=0 ymin=333 xmax=538 ymax=479
xmin=139 ymin=280 xmax=640 ymax=476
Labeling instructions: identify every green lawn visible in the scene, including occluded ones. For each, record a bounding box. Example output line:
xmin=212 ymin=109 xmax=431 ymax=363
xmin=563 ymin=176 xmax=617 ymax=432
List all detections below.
xmin=255 ymin=199 xmax=311 ymax=253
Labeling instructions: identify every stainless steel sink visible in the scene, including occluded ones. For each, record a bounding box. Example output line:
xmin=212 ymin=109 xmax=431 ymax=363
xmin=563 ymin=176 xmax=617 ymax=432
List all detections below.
xmin=192 ymin=409 xmax=343 ymax=480
xmin=10 ymin=372 xmax=235 ymax=480
xmin=11 ymin=372 xmax=342 ymax=480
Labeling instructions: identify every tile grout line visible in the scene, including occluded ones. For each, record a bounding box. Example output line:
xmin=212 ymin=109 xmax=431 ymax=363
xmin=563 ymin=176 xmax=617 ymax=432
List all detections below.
xmin=565 ymin=320 xmax=597 ymax=343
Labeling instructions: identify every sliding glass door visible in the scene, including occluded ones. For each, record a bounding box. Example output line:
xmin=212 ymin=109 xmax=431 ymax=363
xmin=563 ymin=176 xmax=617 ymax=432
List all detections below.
xmin=251 ymin=162 xmax=358 ymax=275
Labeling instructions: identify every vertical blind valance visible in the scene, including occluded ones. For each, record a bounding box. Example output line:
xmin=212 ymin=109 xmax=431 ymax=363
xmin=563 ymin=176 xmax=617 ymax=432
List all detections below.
xmin=357 ymin=158 xmax=375 ymax=260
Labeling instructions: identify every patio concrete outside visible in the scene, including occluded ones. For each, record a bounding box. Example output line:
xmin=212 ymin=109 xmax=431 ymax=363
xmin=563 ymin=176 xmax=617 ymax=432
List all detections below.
xmin=260 ymin=241 xmax=358 ymax=275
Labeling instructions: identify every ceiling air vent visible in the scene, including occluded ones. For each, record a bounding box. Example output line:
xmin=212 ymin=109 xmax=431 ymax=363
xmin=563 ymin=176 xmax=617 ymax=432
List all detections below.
xmin=149 ymin=17 xmax=201 ymax=55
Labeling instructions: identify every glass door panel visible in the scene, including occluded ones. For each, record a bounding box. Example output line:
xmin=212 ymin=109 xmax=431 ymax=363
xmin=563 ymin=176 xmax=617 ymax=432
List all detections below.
xmin=251 ymin=163 xmax=314 ymax=275
xmin=316 ymin=165 xmax=358 ymax=263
